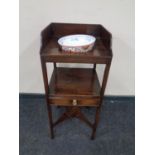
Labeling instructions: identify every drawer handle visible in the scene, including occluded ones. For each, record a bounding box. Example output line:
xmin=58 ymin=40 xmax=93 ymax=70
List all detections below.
xmin=72 ymin=99 xmax=77 ymax=106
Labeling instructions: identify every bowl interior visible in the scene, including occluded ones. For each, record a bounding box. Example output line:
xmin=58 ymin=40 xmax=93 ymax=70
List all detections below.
xmin=58 ymin=34 xmax=96 ymax=47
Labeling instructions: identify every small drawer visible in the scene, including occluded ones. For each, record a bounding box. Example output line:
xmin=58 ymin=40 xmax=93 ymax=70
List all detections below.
xmin=49 ymin=98 xmax=72 ymax=106
xmin=78 ymin=98 xmax=100 ymax=106
xmin=49 ymin=98 xmax=100 ymax=107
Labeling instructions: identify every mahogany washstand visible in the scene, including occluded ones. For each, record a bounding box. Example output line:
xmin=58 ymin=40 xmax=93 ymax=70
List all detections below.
xmin=40 ymin=23 xmax=113 ymax=139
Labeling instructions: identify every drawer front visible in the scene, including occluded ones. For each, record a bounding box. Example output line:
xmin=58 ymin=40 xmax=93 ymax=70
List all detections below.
xmin=49 ymin=98 xmax=72 ymax=105
xmin=48 ymin=98 xmax=100 ymax=107
xmin=78 ymin=99 xmax=100 ymax=106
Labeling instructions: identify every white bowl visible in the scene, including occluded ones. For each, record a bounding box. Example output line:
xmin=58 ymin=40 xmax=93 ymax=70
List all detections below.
xmin=58 ymin=34 xmax=96 ymax=53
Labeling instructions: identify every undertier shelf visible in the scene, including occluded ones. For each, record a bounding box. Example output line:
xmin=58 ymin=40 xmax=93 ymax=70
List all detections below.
xmin=49 ymin=67 xmax=101 ymax=98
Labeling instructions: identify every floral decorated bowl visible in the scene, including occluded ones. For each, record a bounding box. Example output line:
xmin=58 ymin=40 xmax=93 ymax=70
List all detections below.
xmin=58 ymin=34 xmax=96 ymax=53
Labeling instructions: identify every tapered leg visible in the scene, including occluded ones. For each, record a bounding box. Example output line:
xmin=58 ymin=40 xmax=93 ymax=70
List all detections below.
xmin=90 ymin=62 xmax=111 ymax=140
xmin=91 ymin=107 xmax=100 ymax=140
xmin=47 ymin=104 xmax=54 ymax=139
xmin=93 ymin=64 xmax=96 ymax=70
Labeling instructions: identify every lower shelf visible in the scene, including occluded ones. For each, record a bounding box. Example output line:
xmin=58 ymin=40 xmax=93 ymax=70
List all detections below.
xmin=48 ymin=67 xmax=101 ymax=106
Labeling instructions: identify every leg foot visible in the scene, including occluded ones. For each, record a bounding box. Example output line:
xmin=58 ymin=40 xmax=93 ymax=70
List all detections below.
xmin=90 ymin=107 xmax=100 ymax=139
xmin=50 ymin=132 xmax=54 ymax=139
xmin=47 ymin=104 xmax=54 ymax=139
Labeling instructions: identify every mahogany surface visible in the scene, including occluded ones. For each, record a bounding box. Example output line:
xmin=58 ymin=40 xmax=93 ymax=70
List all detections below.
xmin=49 ymin=68 xmax=100 ymax=97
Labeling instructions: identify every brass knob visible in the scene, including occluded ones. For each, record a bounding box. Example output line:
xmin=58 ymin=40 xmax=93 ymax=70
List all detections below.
xmin=72 ymin=99 xmax=77 ymax=106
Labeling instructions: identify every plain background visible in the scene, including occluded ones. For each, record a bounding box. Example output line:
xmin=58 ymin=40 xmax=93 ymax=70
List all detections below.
xmin=19 ymin=0 xmax=135 ymax=95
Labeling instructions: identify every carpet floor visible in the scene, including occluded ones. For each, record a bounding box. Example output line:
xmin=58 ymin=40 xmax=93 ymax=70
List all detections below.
xmin=19 ymin=96 xmax=135 ymax=155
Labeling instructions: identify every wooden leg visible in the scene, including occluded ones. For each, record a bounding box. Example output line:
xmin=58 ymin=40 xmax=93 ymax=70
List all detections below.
xmin=53 ymin=62 xmax=56 ymax=69
xmin=91 ymin=107 xmax=100 ymax=140
xmin=47 ymin=104 xmax=54 ymax=139
xmin=93 ymin=64 xmax=96 ymax=70
xmin=40 ymin=58 xmax=54 ymax=138
xmin=90 ymin=62 xmax=111 ymax=140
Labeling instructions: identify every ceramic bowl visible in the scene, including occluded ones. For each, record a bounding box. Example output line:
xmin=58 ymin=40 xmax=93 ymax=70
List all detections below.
xmin=58 ymin=34 xmax=96 ymax=53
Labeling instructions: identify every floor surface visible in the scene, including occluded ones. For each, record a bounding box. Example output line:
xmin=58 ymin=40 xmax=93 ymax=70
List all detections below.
xmin=19 ymin=96 xmax=135 ymax=155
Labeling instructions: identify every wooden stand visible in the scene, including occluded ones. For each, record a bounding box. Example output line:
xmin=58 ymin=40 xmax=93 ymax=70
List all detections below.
xmin=40 ymin=23 xmax=112 ymax=139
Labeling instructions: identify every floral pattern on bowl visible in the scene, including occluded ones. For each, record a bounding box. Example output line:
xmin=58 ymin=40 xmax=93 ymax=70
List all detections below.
xmin=58 ymin=34 xmax=96 ymax=53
